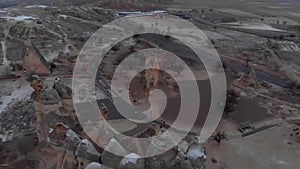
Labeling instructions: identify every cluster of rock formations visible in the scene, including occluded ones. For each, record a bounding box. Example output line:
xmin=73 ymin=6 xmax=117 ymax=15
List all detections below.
xmin=23 ymin=46 xmax=51 ymax=76
xmin=31 ymin=76 xmax=76 ymax=144
xmin=48 ymin=123 xmax=101 ymax=169
xmin=1 ymin=41 xmax=75 ymax=80
xmin=29 ymin=76 xmax=207 ymax=169
xmin=0 ymin=41 xmax=50 ymax=79
xmin=47 ymin=122 xmax=207 ymax=169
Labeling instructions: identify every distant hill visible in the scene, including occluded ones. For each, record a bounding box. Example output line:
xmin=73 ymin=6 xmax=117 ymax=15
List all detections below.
xmin=0 ymin=0 xmax=23 ymax=8
xmin=0 ymin=0 xmax=109 ymax=8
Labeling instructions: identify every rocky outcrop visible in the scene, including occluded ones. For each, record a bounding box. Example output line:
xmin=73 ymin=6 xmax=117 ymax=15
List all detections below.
xmin=118 ymin=153 xmax=145 ymax=169
xmin=49 ymin=123 xmax=78 ymax=169
xmin=76 ymin=139 xmax=101 ymax=169
xmin=48 ymin=123 xmax=101 ymax=169
xmin=53 ymin=78 xmax=72 ymax=99
xmin=186 ymin=143 xmax=207 ymax=169
xmin=31 ymin=76 xmax=207 ymax=169
xmin=101 ymin=138 xmax=128 ymax=168
xmin=85 ymin=162 xmax=102 ymax=169
xmin=36 ymin=88 xmax=61 ymax=104
xmin=33 ymin=89 xmax=62 ymax=143
xmin=46 ymin=122 xmax=207 ymax=169
xmin=23 ymin=46 xmax=50 ymax=75
xmin=31 ymin=77 xmax=77 ymax=143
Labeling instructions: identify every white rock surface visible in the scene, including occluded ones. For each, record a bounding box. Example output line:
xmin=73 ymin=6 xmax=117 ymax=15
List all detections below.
xmin=85 ymin=162 xmax=102 ymax=169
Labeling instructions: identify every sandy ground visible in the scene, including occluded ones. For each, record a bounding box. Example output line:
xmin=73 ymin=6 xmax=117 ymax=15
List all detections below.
xmin=205 ymin=124 xmax=300 ymax=169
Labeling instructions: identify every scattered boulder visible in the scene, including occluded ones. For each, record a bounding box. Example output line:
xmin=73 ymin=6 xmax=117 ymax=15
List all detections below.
xmin=118 ymin=153 xmax=145 ymax=169
xmin=85 ymin=162 xmax=102 ymax=169
xmin=53 ymin=78 xmax=72 ymax=99
xmin=76 ymin=139 xmax=101 ymax=168
xmin=48 ymin=123 xmax=70 ymax=147
xmin=187 ymin=143 xmax=207 ymax=169
xmin=64 ymin=129 xmax=81 ymax=150
xmin=48 ymin=123 xmax=80 ymax=169
xmin=36 ymin=88 xmax=61 ymax=105
xmin=102 ymin=138 xmax=128 ymax=168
